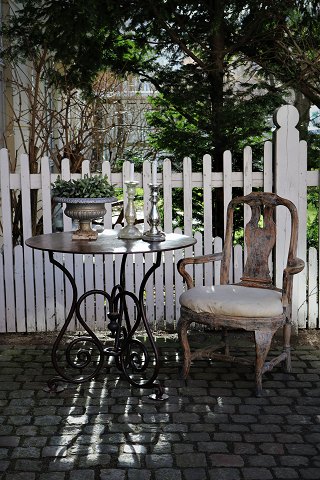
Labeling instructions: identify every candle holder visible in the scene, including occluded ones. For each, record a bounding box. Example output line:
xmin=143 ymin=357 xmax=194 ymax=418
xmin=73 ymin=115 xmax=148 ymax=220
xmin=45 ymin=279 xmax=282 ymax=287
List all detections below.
xmin=142 ymin=184 xmax=166 ymax=242
xmin=118 ymin=181 xmax=142 ymax=239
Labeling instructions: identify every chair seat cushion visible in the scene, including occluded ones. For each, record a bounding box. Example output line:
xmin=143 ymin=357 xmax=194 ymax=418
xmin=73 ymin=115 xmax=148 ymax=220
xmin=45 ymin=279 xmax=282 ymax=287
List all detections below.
xmin=179 ymin=285 xmax=283 ymax=318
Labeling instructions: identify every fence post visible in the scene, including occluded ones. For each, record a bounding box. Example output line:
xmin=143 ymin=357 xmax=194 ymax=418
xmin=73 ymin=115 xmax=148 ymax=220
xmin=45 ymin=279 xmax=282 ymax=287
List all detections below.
xmin=273 ymin=105 xmax=307 ymax=330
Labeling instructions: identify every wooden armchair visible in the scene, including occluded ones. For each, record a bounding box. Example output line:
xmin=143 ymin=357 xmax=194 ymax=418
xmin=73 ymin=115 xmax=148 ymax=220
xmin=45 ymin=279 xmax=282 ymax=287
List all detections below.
xmin=177 ymin=192 xmax=304 ymax=395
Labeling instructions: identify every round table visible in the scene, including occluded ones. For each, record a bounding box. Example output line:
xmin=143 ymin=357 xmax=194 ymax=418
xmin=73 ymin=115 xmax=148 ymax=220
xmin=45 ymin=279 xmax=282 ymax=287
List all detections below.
xmin=26 ymin=230 xmax=196 ymax=399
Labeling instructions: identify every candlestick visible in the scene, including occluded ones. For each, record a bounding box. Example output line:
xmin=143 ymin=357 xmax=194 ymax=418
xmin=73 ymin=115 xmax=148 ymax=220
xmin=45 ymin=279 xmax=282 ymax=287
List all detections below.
xmin=130 ymin=162 xmax=134 ymax=182
xmin=152 ymin=160 xmax=157 ymax=186
xmin=142 ymin=183 xmax=166 ymax=242
xmin=118 ymin=181 xmax=142 ymax=239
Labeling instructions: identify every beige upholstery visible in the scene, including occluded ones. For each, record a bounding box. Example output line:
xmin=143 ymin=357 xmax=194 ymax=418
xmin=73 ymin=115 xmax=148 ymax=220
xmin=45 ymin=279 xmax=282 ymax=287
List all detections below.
xmin=180 ymin=285 xmax=283 ymax=317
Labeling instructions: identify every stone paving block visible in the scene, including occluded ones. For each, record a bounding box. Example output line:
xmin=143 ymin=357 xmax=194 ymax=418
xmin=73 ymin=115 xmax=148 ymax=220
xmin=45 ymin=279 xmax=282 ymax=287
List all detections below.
xmin=272 ymin=466 xmax=299 ymax=478
xmin=176 ymin=453 xmax=207 ymax=468
xmin=48 ymin=458 xmax=76 ymax=471
xmin=154 ymin=468 xmax=182 ymax=480
xmin=42 ymin=446 xmax=67 ymax=457
xmin=38 ymin=474 xmax=66 ymax=480
xmin=0 ymin=436 xmax=20 ymax=447
xmin=299 ymin=468 xmax=320 ymax=479
xmin=247 ymin=454 xmax=277 ymax=467
xmin=118 ymin=453 xmax=143 ymax=468
xmin=127 ymin=469 xmax=151 ymax=480
xmin=14 ymin=459 xmax=43 ymax=471
xmin=209 ymin=453 xmax=244 ymax=467
xmin=209 ymin=468 xmax=241 ymax=480
xmin=11 ymin=447 xmax=41 ymax=459
xmin=100 ymin=470 xmax=126 ymax=480
xmin=285 ymin=444 xmax=318 ymax=455
xmin=0 ymin=460 xmax=10 ymax=471
xmin=184 ymin=468 xmax=208 ymax=480
xmin=69 ymin=470 xmax=95 ymax=480
xmin=77 ymin=453 xmax=111 ymax=468
xmin=234 ymin=442 xmax=257 ymax=454
xmin=5 ymin=473 xmax=36 ymax=480
xmin=241 ymin=467 xmax=273 ymax=479
xmin=198 ymin=441 xmax=229 ymax=453
xmin=22 ymin=436 xmax=47 ymax=447
xmin=145 ymin=454 xmax=174 ymax=468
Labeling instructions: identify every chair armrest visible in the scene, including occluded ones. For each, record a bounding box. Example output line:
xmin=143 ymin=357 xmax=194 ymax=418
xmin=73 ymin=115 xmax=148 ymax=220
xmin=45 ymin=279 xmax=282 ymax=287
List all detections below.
xmin=282 ymin=257 xmax=305 ymax=308
xmin=177 ymin=252 xmax=223 ymax=289
xmin=284 ymin=257 xmax=305 ymax=276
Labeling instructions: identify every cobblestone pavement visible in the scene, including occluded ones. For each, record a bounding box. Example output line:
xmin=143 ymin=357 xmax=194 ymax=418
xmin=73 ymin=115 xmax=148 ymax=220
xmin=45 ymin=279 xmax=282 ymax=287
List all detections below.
xmin=0 ymin=334 xmax=320 ymax=480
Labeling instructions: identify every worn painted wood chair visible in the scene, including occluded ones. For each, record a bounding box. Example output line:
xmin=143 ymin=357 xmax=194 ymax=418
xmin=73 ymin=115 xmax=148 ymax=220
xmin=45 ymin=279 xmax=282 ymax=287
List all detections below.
xmin=177 ymin=192 xmax=304 ymax=395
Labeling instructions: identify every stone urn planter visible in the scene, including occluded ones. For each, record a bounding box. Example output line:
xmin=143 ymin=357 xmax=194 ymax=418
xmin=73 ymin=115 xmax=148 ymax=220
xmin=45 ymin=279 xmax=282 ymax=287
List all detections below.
xmin=52 ymin=175 xmax=116 ymax=240
xmin=54 ymin=196 xmax=116 ymax=240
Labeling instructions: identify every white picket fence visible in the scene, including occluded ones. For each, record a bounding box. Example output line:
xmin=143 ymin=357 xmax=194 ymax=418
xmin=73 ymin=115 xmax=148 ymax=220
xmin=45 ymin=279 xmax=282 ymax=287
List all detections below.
xmin=0 ymin=105 xmax=319 ymax=333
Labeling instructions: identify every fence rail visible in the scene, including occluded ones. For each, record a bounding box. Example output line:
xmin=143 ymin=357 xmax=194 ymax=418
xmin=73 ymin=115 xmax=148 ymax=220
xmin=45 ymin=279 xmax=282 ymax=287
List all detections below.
xmin=0 ymin=105 xmax=319 ymax=333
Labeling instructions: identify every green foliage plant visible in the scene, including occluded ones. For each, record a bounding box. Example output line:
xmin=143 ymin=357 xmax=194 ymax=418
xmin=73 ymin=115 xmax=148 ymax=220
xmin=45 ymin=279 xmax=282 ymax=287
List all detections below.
xmin=52 ymin=174 xmax=115 ymax=199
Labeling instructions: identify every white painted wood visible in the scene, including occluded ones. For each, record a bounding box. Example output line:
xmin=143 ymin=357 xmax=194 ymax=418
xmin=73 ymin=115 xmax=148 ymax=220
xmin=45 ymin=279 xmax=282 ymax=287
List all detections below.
xmin=0 ymin=149 xmax=15 ymax=331
xmin=162 ymin=159 xmax=174 ymax=325
xmin=94 ymin=254 xmax=106 ymax=330
xmin=163 ymin=251 xmax=174 ymax=327
xmin=173 ymin=228 xmax=184 ymax=326
xmin=21 ymin=153 xmax=35 ymax=331
xmin=163 ymin=159 xmax=173 ymax=233
xmin=307 ymin=247 xmax=318 ymax=328
xmin=155 ymin=252 xmax=165 ymax=329
xmin=74 ymin=253 xmax=85 ymax=330
xmin=60 ymin=159 xmax=75 ymax=330
xmin=41 ymin=157 xmax=55 ymax=330
xmin=142 ymin=161 xmax=154 ymax=324
xmin=263 ymin=141 xmax=273 ymax=192
xmin=102 ymin=160 xmax=113 ymax=229
xmin=262 ymin=143 xmax=273 ymax=276
xmin=223 ymin=151 xmax=233 ymax=284
xmin=104 ymin=251 xmax=115 ymax=306
xmin=34 ymin=249 xmax=46 ymax=331
xmin=194 ymin=231 xmax=203 ymax=287
xmin=183 ymin=157 xmax=193 ymax=238
xmin=203 ymin=154 xmax=213 ymax=284
xmin=274 ymin=106 xmax=301 ymax=329
xmin=223 ymin=150 xmax=233 ymax=236
xmin=79 ymin=161 xmax=96 ymax=329
xmin=213 ymin=236 xmax=223 ymax=285
xmin=84 ymin=254 xmax=95 ymax=329
xmin=124 ymin=253 xmax=135 ymax=327
xmin=134 ymin=253 xmax=144 ymax=324
xmin=243 ymin=146 xmax=253 ymax=231
xmin=54 ymin=252 xmax=65 ymax=330
xmin=14 ymin=246 xmax=25 ymax=332
xmin=233 ymin=244 xmax=243 ymax=283
xmin=0 ymin=253 xmax=6 ymax=331
xmin=296 ymin=140 xmax=308 ymax=328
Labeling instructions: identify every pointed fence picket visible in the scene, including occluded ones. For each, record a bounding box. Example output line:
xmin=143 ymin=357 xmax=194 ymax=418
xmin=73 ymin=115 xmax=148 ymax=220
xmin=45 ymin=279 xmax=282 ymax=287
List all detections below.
xmin=0 ymin=106 xmax=319 ymax=333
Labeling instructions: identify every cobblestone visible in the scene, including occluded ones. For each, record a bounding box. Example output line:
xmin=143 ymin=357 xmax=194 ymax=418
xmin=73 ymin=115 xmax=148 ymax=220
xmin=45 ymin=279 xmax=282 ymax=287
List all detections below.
xmin=0 ymin=337 xmax=319 ymax=479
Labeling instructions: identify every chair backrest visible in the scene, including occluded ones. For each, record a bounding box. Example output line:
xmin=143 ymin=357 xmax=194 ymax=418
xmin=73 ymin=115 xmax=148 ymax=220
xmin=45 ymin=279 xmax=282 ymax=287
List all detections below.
xmin=220 ymin=192 xmax=299 ymax=288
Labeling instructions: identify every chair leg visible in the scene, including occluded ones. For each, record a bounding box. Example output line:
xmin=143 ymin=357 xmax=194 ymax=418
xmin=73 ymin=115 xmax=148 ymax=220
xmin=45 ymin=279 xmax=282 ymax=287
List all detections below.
xmin=282 ymin=323 xmax=292 ymax=372
xmin=223 ymin=328 xmax=230 ymax=356
xmin=254 ymin=330 xmax=274 ymax=397
xmin=177 ymin=317 xmax=192 ymax=379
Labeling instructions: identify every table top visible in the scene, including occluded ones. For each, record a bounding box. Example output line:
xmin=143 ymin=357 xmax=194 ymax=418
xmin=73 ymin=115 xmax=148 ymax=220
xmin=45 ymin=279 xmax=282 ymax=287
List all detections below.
xmin=25 ymin=230 xmax=196 ymax=255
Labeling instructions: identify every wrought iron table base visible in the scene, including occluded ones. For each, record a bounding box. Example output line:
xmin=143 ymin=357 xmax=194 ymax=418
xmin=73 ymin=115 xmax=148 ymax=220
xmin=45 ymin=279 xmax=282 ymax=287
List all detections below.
xmin=48 ymin=251 xmax=168 ymax=400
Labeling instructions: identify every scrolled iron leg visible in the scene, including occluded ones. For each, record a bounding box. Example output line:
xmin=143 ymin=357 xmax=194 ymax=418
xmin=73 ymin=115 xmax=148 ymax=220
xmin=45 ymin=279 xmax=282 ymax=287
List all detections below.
xmin=148 ymin=382 xmax=169 ymax=401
